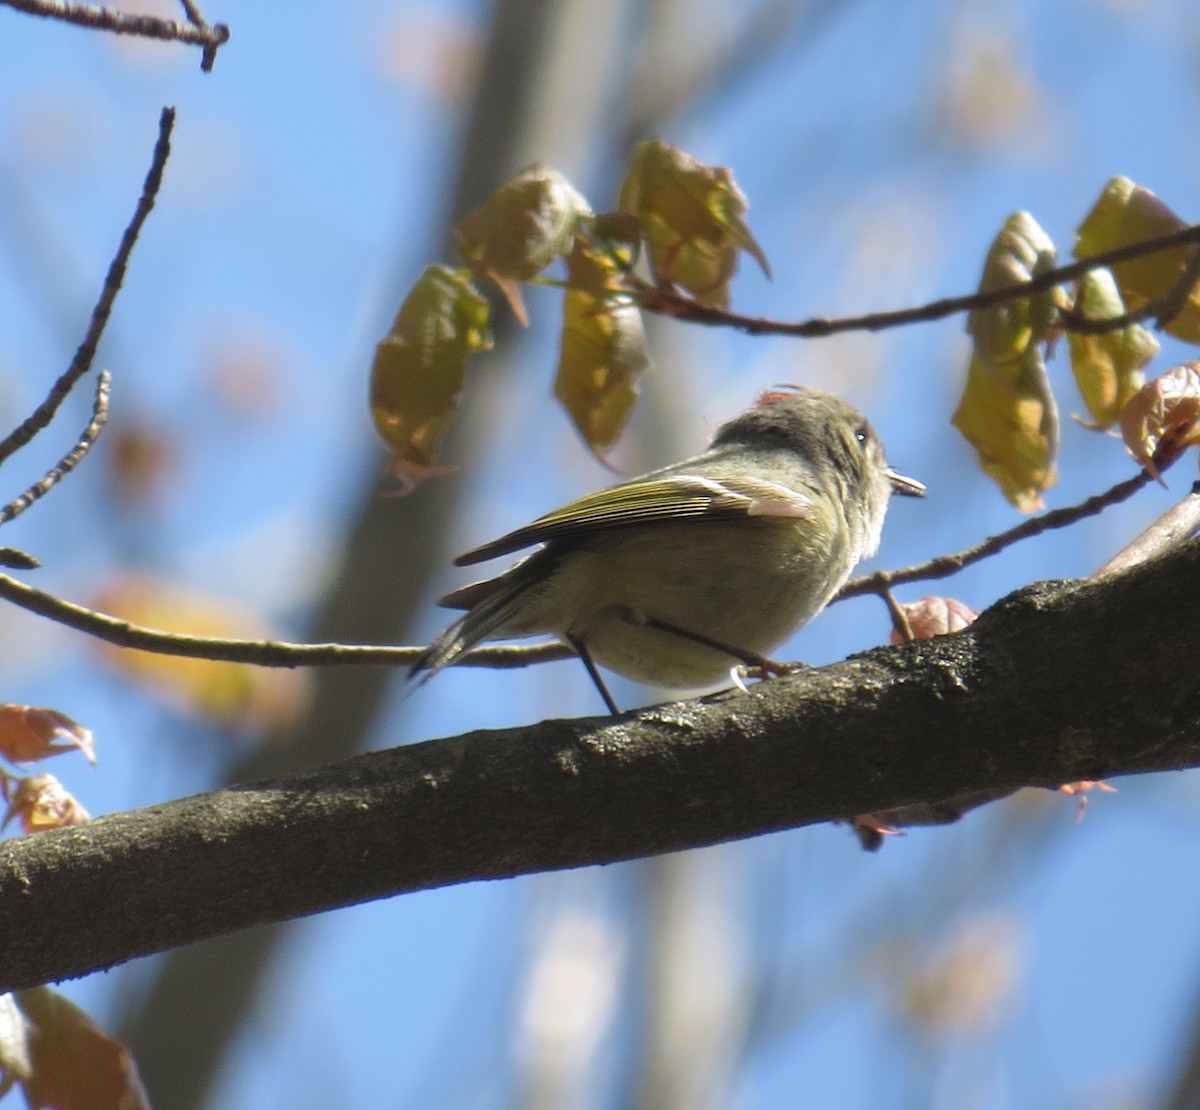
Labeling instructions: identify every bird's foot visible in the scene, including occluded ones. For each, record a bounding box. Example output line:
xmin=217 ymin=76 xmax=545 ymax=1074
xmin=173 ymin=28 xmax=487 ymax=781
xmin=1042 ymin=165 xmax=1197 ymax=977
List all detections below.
xmin=728 ymin=658 xmax=806 ymax=693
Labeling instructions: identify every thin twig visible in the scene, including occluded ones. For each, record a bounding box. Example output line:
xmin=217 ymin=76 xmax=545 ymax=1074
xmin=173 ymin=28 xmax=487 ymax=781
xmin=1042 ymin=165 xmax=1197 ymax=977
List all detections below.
xmin=0 ymin=476 xmax=1152 ymax=669
xmin=0 ymin=550 xmax=40 ymax=570
xmin=1092 ymin=481 xmax=1200 ymax=579
xmin=0 ymin=473 xmax=1156 ymax=671
xmin=0 ymin=108 xmax=174 ymax=470
xmin=177 ymin=0 xmax=204 ymax=24
xmin=1 ymin=0 xmax=229 ymax=69
xmin=174 ymin=0 xmax=220 ymax=70
xmin=0 ymin=572 xmax=575 ymax=669
xmin=1058 ymin=302 xmax=1146 ymax=335
xmin=637 ymin=222 xmax=1200 ymax=338
xmin=838 ymin=470 xmax=1153 ymax=601
xmin=882 ymin=588 xmax=914 ymax=642
xmin=0 ymin=371 xmax=111 ymax=527
xmin=1059 ymin=245 xmax=1200 ymax=335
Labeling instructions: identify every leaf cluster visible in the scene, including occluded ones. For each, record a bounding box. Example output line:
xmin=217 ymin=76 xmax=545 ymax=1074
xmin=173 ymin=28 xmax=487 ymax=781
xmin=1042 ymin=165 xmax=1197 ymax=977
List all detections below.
xmin=368 ymin=141 xmax=769 ymax=483
xmin=0 ymin=706 xmax=148 ymax=1105
xmin=956 ymin=177 xmax=1200 ymax=509
xmin=374 ymin=155 xmax=1200 ymax=509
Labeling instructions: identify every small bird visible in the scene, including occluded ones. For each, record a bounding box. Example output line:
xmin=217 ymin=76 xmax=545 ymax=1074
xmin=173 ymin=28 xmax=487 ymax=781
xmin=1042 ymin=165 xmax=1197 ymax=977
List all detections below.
xmin=411 ymin=386 xmax=924 ymax=713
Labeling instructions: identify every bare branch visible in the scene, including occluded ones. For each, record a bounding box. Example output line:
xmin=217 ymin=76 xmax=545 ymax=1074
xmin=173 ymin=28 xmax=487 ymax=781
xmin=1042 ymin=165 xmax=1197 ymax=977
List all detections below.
xmin=0 ymin=371 xmax=110 ymax=527
xmin=0 ymin=0 xmax=228 ymax=70
xmin=0 ymin=550 xmax=39 ymax=570
xmin=0 ymin=571 xmax=574 ymax=669
xmin=0 ymin=539 xmax=1196 ymax=991
xmin=839 ymin=470 xmax=1152 ymax=600
xmin=1093 ymin=481 xmax=1200 ymax=579
xmin=176 ymin=0 xmax=205 ymax=27
xmin=637 ymin=221 xmax=1200 ymax=338
xmin=881 ymin=586 xmax=914 ymax=641
xmin=0 ymin=107 xmax=174 ymax=469
xmin=1059 ymin=245 xmax=1200 ymax=335
xmin=0 ymin=469 xmax=1155 ymax=674
xmin=173 ymin=0 xmax=222 ymax=71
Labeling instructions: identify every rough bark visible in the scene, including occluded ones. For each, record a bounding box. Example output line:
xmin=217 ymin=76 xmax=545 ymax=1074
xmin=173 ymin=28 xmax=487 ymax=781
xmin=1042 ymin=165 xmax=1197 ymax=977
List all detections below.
xmin=2 ymin=539 xmax=1198 ymax=992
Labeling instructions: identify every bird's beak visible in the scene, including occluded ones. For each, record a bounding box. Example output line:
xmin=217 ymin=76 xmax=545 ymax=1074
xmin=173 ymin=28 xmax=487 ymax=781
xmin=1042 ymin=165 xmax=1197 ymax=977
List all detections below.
xmin=886 ymin=468 xmax=926 ymax=497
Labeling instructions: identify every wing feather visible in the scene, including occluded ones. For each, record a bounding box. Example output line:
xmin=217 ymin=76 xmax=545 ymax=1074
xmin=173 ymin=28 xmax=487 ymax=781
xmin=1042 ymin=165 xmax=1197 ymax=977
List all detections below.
xmin=454 ymin=475 xmax=813 ymax=566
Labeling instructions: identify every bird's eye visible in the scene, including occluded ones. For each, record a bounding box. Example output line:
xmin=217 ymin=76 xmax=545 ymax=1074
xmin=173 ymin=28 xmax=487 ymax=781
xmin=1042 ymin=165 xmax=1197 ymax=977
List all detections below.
xmin=854 ymin=425 xmax=869 ymax=444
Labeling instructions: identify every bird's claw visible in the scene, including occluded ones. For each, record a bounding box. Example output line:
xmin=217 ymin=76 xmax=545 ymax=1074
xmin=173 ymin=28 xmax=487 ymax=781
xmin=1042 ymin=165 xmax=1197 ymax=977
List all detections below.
xmin=728 ymin=658 xmax=806 ymax=693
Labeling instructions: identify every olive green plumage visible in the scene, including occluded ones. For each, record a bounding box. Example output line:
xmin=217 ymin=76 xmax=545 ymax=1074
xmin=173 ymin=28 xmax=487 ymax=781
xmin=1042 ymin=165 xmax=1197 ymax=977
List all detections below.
xmin=412 ymin=387 xmax=923 ymax=703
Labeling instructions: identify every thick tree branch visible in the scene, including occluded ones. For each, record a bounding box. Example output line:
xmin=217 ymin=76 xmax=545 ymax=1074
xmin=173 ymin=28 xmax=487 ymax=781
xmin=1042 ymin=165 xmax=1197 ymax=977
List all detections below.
xmin=0 ymin=539 xmax=1197 ymax=991
xmin=1095 ymin=482 xmax=1200 ymax=578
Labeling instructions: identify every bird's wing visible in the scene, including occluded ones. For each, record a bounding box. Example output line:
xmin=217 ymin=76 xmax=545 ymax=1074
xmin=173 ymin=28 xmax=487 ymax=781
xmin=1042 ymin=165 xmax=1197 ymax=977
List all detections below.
xmin=454 ymin=474 xmax=814 ymax=566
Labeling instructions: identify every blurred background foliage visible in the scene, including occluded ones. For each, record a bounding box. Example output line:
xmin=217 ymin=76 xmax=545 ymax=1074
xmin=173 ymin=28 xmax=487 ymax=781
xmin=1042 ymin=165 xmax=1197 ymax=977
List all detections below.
xmin=3 ymin=0 xmax=1200 ymax=1107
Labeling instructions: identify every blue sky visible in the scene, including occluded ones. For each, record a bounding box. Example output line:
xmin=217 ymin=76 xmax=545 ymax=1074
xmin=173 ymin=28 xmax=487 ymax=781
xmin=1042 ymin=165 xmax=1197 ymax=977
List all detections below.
xmin=2 ymin=1 xmax=1200 ymax=1107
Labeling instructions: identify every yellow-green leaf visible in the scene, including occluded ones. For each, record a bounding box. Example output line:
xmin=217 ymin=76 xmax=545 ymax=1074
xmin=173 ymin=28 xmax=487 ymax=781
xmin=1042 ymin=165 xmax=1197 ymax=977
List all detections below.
xmin=554 ymin=245 xmax=650 ymax=454
xmin=1067 ymin=269 xmax=1158 ymax=428
xmin=1119 ymin=362 xmax=1200 ymax=481
xmin=588 ymin=209 xmax=643 ymax=274
xmin=455 ymin=165 xmax=591 ymax=325
xmin=1075 ymin=176 xmax=1200 ymax=343
xmin=618 ymin=139 xmax=769 ymax=309
xmin=370 ymin=265 xmax=492 ymax=490
xmin=90 ymin=575 xmax=312 ymax=734
xmin=953 ymin=212 xmax=1061 ymax=510
xmin=953 ymin=354 xmax=1057 ymax=511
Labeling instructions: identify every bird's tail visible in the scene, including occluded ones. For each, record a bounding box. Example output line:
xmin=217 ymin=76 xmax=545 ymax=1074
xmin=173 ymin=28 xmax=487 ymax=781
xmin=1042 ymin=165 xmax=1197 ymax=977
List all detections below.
xmin=408 ymin=565 xmax=536 ymax=687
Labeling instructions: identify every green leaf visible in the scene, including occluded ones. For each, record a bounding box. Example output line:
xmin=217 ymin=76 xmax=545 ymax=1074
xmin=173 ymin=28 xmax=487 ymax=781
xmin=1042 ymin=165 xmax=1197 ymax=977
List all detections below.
xmin=553 ymin=245 xmax=649 ymax=455
xmin=1075 ymin=176 xmax=1200 ymax=343
xmin=952 ymin=212 xmax=1061 ymax=510
xmin=589 ymin=209 xmax=643 ymax=272
xmin=369 ymin=265 xmax=492 ymax=490
xmin=1067 ymin=269 xmax=1158 ymax=428
xmin=618 ymin=139 xmax=769 ymax=308
xmin=455 ymin=165 xmax=591 ymax=325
